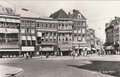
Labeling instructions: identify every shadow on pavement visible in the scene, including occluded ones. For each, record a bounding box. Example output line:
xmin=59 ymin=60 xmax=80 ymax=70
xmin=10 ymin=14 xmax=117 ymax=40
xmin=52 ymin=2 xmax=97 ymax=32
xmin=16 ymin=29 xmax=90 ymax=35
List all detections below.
xmin=68 ymin=60 xmax=120 ymax=77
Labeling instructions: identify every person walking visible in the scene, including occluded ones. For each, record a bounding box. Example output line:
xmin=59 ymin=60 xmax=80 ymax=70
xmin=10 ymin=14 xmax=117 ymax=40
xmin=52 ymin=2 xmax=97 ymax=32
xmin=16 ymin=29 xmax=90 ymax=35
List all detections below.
xmin=72 ymin=47 xmax=75 ymax=59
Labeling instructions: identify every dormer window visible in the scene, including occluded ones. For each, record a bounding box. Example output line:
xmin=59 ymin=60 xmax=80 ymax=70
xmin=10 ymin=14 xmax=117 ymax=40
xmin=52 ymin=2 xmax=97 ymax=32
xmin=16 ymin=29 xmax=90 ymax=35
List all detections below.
xmin=77 ymin=14 xmax=81 ymax=18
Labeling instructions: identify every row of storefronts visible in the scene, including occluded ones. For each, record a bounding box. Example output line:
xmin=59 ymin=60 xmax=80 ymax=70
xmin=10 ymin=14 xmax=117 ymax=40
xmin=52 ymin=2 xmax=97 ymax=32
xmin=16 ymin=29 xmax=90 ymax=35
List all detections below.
xmin=0 ymin=6 xmax=96 ymax=57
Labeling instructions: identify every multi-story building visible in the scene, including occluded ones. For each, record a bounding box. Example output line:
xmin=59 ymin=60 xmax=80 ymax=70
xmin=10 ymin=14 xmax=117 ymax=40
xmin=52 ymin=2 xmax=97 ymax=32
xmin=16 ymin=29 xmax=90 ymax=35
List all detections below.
xmin=105 ymin=20 xmax=115 ymax=46
xmin=0 ymin=5 xmax=20 ymax=58
xmin=0 ymin=6 xmax=89 ymax=57
xmin=36 ymin=18 xmax=58 ymax=55
xmin=68 ymin=9 xmax=87 ymax=55
xmin=50 ymin=9 xmax=73 ymax=55
xmin=86 ymin=28 xmax=95 ymax=48
xmin=20 ymin=17 xmax=36 ymax=56
xmin=114 ymin=17 xmax=120 ymax=43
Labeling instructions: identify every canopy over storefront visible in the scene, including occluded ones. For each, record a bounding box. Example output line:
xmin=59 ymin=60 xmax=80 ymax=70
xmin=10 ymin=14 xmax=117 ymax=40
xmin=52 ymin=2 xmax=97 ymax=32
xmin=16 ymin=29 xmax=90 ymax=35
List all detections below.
xmin=105 ymin=46 xmax=114 ymax=50
xmin=7 ymin=29 xmax=19 ymax=33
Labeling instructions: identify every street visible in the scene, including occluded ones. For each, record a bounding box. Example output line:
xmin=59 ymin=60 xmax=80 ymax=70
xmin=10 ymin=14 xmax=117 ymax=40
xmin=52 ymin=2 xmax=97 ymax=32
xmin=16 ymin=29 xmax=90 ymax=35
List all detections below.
xmin=1 ymin=55 xmax=120 ymax=77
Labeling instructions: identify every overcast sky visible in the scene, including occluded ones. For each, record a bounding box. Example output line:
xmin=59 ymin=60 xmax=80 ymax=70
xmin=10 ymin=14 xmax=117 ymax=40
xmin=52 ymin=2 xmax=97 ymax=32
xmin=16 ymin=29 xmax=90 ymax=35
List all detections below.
xmin=0 ymin=0 xmax=120 ymax=42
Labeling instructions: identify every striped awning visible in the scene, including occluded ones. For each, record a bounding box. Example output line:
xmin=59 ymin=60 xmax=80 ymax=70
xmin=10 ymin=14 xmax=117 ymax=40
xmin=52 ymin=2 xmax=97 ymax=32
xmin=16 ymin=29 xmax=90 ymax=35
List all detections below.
xmin=0 ymin=18 xmax=6 ymax=22
xmin=21 ymin=36 xmax=26 ymax=40
xmin=0 ymin=28 xmax=6 ymax=33
xmin=32 ymin=36 xmax=36 ymax=40
xmin=6 ymin=18 xmax=20 ymax=23
xmin=37 ymin=32 xmax=42 ymax=37
xmin=7 ymin=29 xmax=19 ymax=33
xmin=0 ymin=49 xmax=20 ymax=51
xmin=27 ymin=36 xmax=31 ymax=40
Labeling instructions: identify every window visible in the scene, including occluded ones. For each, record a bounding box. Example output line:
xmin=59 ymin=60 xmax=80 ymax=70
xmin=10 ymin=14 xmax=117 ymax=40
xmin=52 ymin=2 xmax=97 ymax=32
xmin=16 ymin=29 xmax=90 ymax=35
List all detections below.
xmin=21 ymin=21 xmax=25 ymax=26
xmin=37 ymin=37 xmax=41 ymax=44
xmin=50 ymin=33 xmax=52 ymax=36
xmin=77 ymin=14 xmax=81 ymax=18
xmin=82 ymin=28 xmax=85 ymax=34
xmin=31 ymin=29 xmax=35 ymax=34
xmin=37 ymin=23 xmax=39 ymax=27
xmin=50 ymin=24 xmax=51 ymax=28
xmin=45 ymin=24 xmax=47 ymax=28
xmin=32 ymin=41 xmax=35 ymax=46
xmin=42 ymin=33 xmax=45 ymax=37
xmin=27 ymin=28 xmax=30 ymax=33
xmin=83 ymin=22 xmax=86 ymax=26
xmin=27 ymin=40 xmax=31 ymax=46
xmin=78 ymin=35 xmax=81 ymax=41
xmin=21 ymin=29 xmax=25 ymax=33
xmin=31 ymin=22 xmax=35 ymax=26
xmin=22 ymin=40 xmax=26 ymax=46
xmin=26 ymin=21 xmax=30 ymax=26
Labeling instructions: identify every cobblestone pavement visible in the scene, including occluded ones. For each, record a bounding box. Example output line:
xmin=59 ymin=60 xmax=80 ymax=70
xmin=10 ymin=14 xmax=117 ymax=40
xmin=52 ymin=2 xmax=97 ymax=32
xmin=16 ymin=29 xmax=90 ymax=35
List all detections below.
xmin=1 ymin=54 xmax=120 ymax=77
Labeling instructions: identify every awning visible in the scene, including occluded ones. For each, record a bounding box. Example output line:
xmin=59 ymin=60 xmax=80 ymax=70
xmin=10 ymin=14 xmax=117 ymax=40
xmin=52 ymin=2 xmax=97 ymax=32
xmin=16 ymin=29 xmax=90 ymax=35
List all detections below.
xmin=31 ymin=36 xmax=36 ymax=40
xmin=27 ymin=36 xmax=31 ymax=40
xmin=0 ymin=49 xmax=20 ymax=51
xmin=92 ymin=48 xmax=96 ymax=50
xmin=37 ymin=32 xmax=42 ymax=37
xmin=7 ymin=29 xmax=19 ymax=33
xmin=0 ymin=28 xmax=6 ymax=33
xmin=0 ymin=18 xmax=6 ymax=22
xmin=6 ymin=19 xmax=12 ymax=22
xmin=6 ymin=19 xmax=20 ymax=23
xmin=106 ymin=46 xmax=114 ymax=50
xmin=21 ymin=36 xmax=26 ymax=40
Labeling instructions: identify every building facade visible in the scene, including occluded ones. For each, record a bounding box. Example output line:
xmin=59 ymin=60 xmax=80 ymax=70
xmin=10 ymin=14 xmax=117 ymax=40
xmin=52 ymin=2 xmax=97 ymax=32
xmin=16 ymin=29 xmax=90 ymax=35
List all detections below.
xmin=68 ymin=9 xmax=87 ymax=55
xmin=0 ymin=5 xmax=20 ymax=58
xmin=20 ymin=17 xmax=36 ymax=56
xmin=36 ymin=18 xmax=58 ymax=55
xmin=86 ymin=28 xmax=95 ymax=49
xmin=50 ymin=9 xmax=73 ymax=55
xmin=0 ymin=6 xmax=90 ymax=57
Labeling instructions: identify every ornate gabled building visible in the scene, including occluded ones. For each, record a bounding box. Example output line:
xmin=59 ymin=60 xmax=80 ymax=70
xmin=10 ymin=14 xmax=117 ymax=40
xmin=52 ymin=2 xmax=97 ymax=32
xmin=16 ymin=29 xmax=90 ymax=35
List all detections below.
xmin=50 ymin=9 xmax=73 ymax=55
xmin=68 ymin=9 xmax=87 ymax=55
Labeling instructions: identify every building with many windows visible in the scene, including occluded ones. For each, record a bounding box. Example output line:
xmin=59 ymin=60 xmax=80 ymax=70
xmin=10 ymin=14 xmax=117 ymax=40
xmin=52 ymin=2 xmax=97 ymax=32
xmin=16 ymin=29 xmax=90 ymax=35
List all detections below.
xmin=50 ymin=9 xmax=73 ymax=55
xmin=86 ymin=28 xmax=95 ymax=48
xmin=36 ymin=18 xmax=58 ymax=55
xmin=0 ymin=6 xmax=91 ymax=57
xmin=0 ymin=5 xmax=20 ymax=58
xmin=68 ymin=9 xmax=87 ymax=55
xmin=20 ymin=17 xmax=36 ymax=56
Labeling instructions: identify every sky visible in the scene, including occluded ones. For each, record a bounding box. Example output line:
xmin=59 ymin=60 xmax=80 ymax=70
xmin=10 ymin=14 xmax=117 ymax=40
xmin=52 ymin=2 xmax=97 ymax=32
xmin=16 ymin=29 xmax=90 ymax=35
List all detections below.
xmin=0 ymin=0 xmax=120 ymax=42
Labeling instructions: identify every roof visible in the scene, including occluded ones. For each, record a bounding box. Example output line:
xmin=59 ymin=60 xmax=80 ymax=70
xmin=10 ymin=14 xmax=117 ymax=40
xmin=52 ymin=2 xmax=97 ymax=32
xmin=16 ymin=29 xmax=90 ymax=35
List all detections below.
xmin=68 ymin=9 xmax=86 ymax=20
xmin=0 ymin=5 xmax=15 ymax=14
xmin=49 ymin=9 xmax=69 ymax=19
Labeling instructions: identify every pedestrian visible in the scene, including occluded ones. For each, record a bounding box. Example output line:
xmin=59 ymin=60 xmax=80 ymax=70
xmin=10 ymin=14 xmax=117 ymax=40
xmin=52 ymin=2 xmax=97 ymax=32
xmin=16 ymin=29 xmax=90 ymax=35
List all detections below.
xmin=26 ymin=52 xmax=29 ymax=59
xmin=46 ymin=52 xmax=49 ymax=58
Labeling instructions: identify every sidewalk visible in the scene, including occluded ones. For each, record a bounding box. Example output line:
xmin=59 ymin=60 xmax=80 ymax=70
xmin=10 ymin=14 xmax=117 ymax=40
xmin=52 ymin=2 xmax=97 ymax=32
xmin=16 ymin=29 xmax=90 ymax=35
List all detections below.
xmin=0 ymin=65 xmax=23 ymax=77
